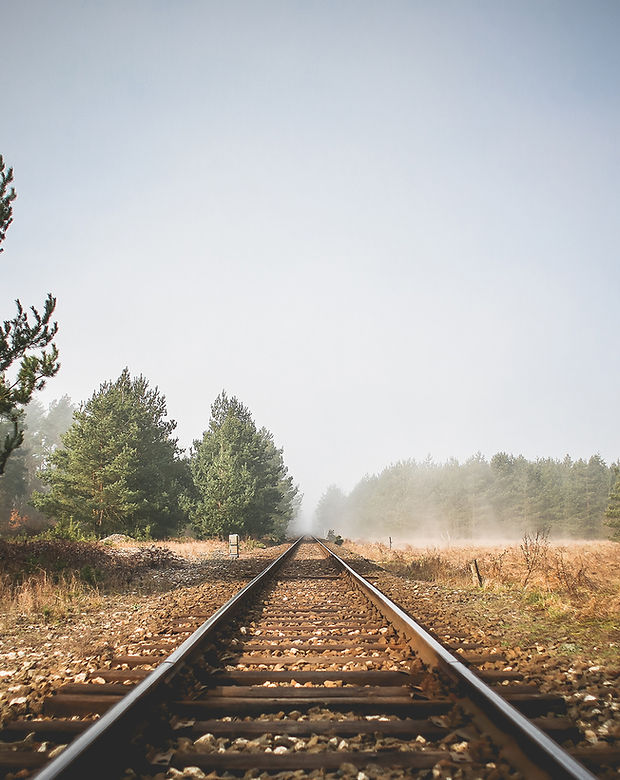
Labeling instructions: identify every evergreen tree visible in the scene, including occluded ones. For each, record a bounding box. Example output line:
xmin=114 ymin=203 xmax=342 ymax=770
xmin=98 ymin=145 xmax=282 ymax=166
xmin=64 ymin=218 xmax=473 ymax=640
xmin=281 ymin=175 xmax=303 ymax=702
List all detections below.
xmin=0 ymin=155 xmax=16 ymax=250
xmin=0 ymin=156 xmax=59 ymax=473
xmin=605 ymin=465 xmax=620 ymax=540
xmin=583 ymin=454 xmax=611 ymax=537
xmin=189 ymin=391 xmax=298 ymax=538
xmin=0 ymin=418 xmax=28 ymax=532
xmin=33 ymin=370 xmax=185 ymax=538
xmin=461 ymin=453 xmax=493 ymax=537
xmin=568 ymin=456 xmax=610 ymax=538
xmin=334 ymin=451 xmax=614 ymax=541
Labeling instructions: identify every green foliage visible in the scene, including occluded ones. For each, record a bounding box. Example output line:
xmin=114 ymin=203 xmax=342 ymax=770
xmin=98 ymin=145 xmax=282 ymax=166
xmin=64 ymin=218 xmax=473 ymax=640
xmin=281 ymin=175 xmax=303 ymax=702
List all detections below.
xmin=45 ymin=516 xmax=94 ymax=541
xmin=0 ymin=294 xmax=60 ymax=475
xmin=319 ymin=453 xmax=617 ymax=541
xmin=33 ymin=369 xmax=187 ymax=538
xmin=189 ymin=391 xmax=299 ymax=539
xmin=0 ymin=156 xmax=60 ymax=474
xmin=244 ymin=537 xmax=266 ymax=550
xmin=0 ymin=155 xmax=16 ymax=250
xmin=605 ymin=465 xmax=620 ymax=540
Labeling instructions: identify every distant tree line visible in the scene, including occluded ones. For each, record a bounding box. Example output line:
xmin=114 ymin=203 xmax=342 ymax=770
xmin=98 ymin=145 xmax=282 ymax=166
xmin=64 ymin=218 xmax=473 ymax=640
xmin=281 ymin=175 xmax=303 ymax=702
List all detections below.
xmin=0 ymin=371 xmax=299 ymax=540
xmin=316 ymin=453 xmax=620 ymax=541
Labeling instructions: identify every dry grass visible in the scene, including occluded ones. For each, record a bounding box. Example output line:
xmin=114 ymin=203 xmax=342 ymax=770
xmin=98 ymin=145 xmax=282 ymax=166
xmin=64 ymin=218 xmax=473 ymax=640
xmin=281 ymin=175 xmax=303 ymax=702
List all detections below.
xmin=0 ymin=537 xmax=180 ymax=624
xmin=0 ymin=570 xmax=103 ymax=628
xmin=105 ymin=538 xmax=275 ymax=559
xmin=345 ymin=538 xmax=620 ymax=621
xmin=0 ymin=536 xmax=264 ymax=624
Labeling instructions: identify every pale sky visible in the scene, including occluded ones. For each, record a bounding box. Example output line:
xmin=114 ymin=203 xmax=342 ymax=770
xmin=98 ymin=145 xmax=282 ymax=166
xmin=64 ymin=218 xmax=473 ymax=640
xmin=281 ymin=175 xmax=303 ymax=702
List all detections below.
xmin=2 ymin=1 xmax=619 ymax=517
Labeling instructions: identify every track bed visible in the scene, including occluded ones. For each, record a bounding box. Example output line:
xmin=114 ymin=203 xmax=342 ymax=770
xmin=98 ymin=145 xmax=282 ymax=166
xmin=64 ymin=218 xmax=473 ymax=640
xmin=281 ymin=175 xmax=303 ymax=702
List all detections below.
xmin=0 ymin=538 xmax=612 ymax=779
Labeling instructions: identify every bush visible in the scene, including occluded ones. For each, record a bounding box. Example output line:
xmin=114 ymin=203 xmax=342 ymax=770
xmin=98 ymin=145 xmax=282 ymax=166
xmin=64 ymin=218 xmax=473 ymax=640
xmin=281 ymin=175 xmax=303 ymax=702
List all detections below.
xmin=47 ymin=517 xmax=95 ymax=541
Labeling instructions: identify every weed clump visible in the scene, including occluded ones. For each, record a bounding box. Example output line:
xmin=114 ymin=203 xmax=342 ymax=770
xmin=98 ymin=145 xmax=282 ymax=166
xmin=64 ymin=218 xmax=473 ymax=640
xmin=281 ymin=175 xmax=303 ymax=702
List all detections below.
xmin=382 ymin=550 xmax=468 ymax=583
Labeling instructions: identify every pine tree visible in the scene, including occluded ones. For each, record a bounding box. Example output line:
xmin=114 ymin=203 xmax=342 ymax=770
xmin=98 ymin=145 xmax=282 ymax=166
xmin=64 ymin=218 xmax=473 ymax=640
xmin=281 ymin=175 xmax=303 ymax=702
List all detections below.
xmin=606 ymin=465 xmax=620 ymax=540
xmin=0 ymin=155 xmax=59 ymax=474
xmin=0 ymin=418 xmax=28 ymax=532
xmin=581 ymin=454 xmax=610 ymax=537
xmin=33 ymin=370 xmax=185 ymax=538
xmin=189 ymin=391 xmax=298 ymax=539
xmin=0 ymin=155 xmax=16 ymax=249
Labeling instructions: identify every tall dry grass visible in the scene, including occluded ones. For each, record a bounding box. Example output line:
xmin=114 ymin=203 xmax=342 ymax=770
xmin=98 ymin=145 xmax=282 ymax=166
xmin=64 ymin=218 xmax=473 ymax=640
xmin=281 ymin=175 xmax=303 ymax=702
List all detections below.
xmin=0 ymin=570 xmax=103 ymax=628
xmin=345 ymin=538 xmax=620 ymax=620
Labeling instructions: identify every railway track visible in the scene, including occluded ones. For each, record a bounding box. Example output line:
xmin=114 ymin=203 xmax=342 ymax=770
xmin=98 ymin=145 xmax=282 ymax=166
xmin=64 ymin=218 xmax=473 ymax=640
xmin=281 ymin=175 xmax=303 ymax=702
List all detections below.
xmin=0 ymin=537 xmax=615 ymax=779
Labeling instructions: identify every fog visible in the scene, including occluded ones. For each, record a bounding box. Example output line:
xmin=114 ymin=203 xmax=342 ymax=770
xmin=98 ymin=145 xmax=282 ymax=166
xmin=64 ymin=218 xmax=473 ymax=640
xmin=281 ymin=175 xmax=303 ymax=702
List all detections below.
xmin=3 ymin=2 xmax=619 ymax=518
xmin=309 ymin=454 xmax=615 ymax=540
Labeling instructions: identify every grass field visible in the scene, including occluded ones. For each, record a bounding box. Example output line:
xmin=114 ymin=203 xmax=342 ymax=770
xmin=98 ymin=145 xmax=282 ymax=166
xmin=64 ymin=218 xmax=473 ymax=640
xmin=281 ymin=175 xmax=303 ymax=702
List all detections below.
xmin=343 ymin=537 xmax=620 ymax=664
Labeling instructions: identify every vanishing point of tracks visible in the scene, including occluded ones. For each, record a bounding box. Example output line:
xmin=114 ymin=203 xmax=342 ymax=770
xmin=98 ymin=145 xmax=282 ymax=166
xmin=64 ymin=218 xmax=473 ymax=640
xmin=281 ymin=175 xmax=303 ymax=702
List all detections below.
xmin=0 ymin=538 xmax=616 ymax=779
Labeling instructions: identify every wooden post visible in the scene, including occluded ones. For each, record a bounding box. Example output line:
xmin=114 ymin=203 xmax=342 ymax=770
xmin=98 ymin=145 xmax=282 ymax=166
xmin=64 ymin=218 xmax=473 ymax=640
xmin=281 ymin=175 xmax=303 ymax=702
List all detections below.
xmin=389 ymin=536 xmax=392 ymax=550
xmin=470 ymin=559 xmax=483 ymax=586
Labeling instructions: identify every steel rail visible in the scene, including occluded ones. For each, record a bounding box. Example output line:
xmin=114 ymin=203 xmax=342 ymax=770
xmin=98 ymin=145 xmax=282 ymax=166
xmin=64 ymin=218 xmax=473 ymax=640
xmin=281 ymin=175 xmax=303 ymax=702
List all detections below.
xmin=314 ymin=537 xmax=595 ymax=780
xmin=34 ymin=536 xmax=304 ymax=780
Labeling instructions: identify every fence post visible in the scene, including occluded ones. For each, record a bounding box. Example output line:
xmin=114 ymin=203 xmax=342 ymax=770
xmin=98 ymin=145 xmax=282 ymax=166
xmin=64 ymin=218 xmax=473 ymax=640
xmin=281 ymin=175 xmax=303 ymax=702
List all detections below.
xmin=470 ymin=559 xmax=483 ymax=586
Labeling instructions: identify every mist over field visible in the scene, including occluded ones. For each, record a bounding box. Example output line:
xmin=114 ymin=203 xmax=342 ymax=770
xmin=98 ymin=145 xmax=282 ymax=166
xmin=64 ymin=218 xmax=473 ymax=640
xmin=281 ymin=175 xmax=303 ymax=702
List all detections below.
xmin=312 ymin=453 xmax=617 ymax=542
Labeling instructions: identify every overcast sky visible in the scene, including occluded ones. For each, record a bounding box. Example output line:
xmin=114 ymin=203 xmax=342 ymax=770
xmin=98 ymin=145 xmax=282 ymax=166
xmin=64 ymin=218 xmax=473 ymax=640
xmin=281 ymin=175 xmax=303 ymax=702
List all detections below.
xmin=2 ymin=1 xmax=619 ymax=518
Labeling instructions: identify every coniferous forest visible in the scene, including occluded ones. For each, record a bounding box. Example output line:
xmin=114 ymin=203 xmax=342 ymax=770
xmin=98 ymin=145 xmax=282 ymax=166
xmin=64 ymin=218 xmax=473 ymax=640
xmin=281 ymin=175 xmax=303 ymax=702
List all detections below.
xmin=316 ymin=454 xmax=619 ymax=542
xmin=0 ymin=373 xmax=299 ymax=541
xmin=2 ymin=384 xmax=619 ymax=541
xmin=1 ymin=380 xmax=619 ymax=541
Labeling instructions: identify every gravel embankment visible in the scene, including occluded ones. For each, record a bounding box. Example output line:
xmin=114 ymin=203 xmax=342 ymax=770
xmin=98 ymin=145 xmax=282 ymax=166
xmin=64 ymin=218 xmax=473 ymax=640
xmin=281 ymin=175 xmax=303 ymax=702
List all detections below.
xmin=0 ymin=544 xmax=288 ymax=727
